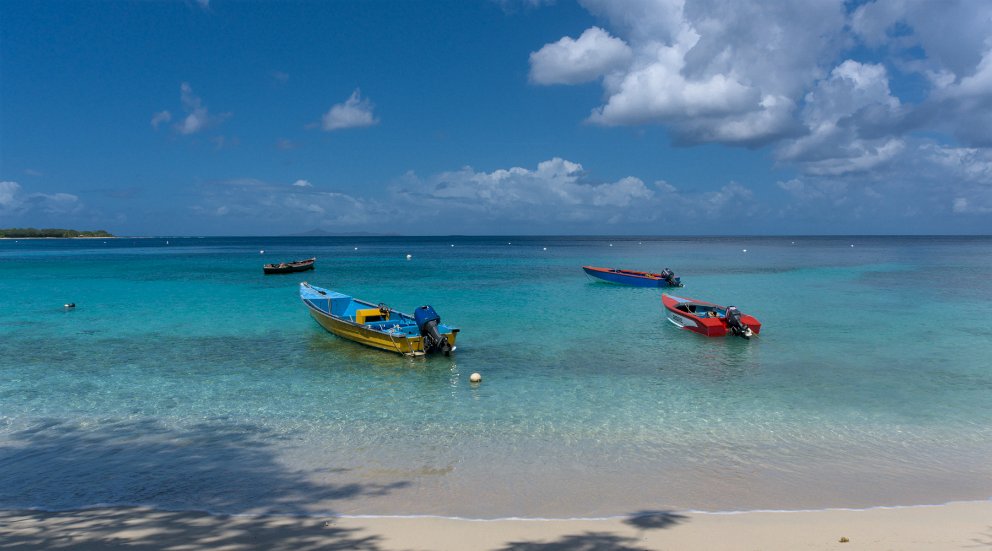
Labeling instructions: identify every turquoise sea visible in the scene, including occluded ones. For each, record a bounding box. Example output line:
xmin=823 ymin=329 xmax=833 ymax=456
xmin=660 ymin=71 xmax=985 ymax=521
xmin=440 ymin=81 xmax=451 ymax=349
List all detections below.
xmin=1 ymin=236 xmax=991 ymax=518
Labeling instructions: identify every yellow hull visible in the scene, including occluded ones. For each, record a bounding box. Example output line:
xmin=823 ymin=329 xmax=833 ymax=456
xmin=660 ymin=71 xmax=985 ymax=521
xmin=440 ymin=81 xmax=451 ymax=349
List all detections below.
xmin=307 ymin=309 xmax=457 ymax=356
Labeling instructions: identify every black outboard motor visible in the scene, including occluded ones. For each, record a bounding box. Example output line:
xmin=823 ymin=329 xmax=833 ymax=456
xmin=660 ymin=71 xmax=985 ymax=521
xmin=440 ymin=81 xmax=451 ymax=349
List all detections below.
xmin=414 ymin=305 xmax=452 ymax=355
xmin=660 ymin=268 xmax=683 ymax=287
xmin=724 ymin=306 xmax=752 ymax=339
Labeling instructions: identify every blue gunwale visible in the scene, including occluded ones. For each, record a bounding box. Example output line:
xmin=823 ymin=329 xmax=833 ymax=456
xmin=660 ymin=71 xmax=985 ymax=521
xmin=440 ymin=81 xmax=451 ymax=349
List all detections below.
xmin=582 ymin=265 xmax=682 ymax=288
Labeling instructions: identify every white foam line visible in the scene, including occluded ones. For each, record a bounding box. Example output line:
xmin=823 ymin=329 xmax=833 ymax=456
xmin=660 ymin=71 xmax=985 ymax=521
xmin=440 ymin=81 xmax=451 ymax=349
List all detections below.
xmin=4 ymin=498 xmax=990 ymax=522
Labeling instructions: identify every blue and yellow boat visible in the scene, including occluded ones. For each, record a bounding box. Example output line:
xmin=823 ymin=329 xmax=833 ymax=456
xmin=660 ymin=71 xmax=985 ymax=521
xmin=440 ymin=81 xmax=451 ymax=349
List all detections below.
xmin=300 ymin=282 xmax=458 ymax=356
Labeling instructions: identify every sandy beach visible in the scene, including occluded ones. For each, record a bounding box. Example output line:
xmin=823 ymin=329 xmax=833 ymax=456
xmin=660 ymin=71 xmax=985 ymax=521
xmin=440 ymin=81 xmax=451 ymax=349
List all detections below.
xmin=2 ymin=501 xmax=990 ymax=550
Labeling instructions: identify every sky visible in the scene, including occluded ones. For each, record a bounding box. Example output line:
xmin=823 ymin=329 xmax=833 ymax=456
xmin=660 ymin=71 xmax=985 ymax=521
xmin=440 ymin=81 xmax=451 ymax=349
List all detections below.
xmin=1 ymin=0 xmax=991 ymax=236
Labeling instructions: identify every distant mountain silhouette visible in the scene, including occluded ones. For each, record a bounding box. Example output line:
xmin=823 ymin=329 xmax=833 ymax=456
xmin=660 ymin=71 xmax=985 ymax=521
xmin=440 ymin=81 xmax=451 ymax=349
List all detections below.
xmin=289 ymin=228 xmax=402 ymax=237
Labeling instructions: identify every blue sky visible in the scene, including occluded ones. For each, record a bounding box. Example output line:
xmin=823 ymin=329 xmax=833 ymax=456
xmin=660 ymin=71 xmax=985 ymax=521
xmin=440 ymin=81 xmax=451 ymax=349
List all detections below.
xmin=2 ymin=0 xmax=990 ymax=236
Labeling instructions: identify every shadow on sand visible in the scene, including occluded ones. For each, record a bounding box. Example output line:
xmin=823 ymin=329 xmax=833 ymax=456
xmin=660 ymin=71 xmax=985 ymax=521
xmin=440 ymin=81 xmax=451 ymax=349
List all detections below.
xmin=0 ymin=507 xmax=391 ymax=551
xmin=0 ymin=419 xmax=689 ymax=550
xmin=494 ymin=510 xmax=688 ymax=551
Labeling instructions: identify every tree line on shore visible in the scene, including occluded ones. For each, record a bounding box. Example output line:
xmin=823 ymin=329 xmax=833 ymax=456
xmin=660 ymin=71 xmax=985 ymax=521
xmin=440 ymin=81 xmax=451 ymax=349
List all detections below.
xmin=0 ymin=228 xmax=114 ymax=238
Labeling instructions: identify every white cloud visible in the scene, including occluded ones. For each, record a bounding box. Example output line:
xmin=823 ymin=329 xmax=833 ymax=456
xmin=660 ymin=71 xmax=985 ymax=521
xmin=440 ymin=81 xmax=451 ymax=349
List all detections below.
xmin=386 ymin=157 xmax=766 ymax=232
xmin=0 ymin=181 xmax=20 ymax=209
xmin=0 ymin=181 xmax=82 ymax=216
xmin=321 ymin=89 xmax=379 ymax=131
xmin=150 ymin=110 xmax=172 ymax=130
xmin=529 ymin=27 xmax=632 ymax=85
xmin=542 ymin=0 xmax=849 ymax=145
xmin=192 ymin=178 xmax=380 ymax=229
xmin=777 ymin=60 xmax=905 ymax=175
xmin=405 ymin=157 xmax=653 ymax=214
xmin=534 ymin=0 xmax=992 ymax=170
xmin=153 ymin=83 xmax=228 ymax=136
xmin=177 ymin=83 xmax=209 ymax=134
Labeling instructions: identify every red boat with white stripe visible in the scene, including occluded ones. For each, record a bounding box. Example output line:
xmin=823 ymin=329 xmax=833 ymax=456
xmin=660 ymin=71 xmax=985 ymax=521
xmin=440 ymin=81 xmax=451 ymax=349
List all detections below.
xmin=662 ymin=293 xmax=761 ymax=339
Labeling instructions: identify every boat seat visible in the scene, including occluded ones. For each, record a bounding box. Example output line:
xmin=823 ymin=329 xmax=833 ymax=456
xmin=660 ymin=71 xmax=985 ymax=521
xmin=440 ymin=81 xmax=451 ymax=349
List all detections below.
xmin=356 ymin=308 xmax=388 ymax=324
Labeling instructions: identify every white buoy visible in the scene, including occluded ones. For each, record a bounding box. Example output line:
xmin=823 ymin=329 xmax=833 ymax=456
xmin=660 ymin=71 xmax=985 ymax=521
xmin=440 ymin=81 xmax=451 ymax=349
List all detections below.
xmin=451 ymin=244 xmax=454 ymax=247
xmin=469 ymin=372 xmax=482 ymax=383
xmin=851 ymin=244 xmax=855 ymax=247
xmin=609 ymin=243 xmax=613 ymax=247
xmin=543 ymin=247 xmax=547 ymax=251
xmin=742 ymin=249 xmax=747 ymax=253
xmin=64 ymin=303 xmax=75 ymax=309
xmin=354 ymin=247 xmax=358 ymax=250
xmin=260 ymin=250 xmax=264 ymax=254
xmin=406 ymin=254 xmax=412 ymax=260
xmin=166 ymin=240 xmax=169 ymax=245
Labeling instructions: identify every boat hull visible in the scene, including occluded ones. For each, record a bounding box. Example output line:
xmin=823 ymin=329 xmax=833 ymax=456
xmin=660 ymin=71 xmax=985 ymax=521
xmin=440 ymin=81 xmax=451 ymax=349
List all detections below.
xmin=662 ymin=293 xmax=761 ymax=338
xmin=582 ymin=266 xmax=681 ymax=288
xmin=264 ymin=258 xmax=316 ymax=274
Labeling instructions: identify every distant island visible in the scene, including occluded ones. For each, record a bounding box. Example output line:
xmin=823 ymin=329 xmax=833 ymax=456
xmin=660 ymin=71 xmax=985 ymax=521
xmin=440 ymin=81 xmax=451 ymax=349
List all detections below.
xmin=0 ymin=228 xmax=115 ymax=238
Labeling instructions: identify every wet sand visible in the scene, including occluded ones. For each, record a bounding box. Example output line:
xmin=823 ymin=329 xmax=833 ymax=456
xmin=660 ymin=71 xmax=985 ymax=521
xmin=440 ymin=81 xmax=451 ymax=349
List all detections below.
xmin=1 ymin=501 xmax=990 ymax=550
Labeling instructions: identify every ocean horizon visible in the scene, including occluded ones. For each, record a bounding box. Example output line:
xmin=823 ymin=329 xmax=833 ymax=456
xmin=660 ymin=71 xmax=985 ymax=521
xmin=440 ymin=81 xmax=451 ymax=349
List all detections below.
xmin=2 ymin=235 xmax=991 ymax=519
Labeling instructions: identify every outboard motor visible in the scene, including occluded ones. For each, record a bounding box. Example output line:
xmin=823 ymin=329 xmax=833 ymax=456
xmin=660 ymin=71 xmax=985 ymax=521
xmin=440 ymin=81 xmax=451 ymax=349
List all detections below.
xmin=660 ymin=268 xmax=683 ymax=287
xmin=414 ymin=305 xmax=452 ymax=355
xmin=724 ymin=306 xmax=752 ymax=339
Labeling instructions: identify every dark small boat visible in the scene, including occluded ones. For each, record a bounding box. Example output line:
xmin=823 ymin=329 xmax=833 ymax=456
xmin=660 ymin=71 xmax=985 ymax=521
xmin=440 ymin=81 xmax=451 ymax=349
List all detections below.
xmin=263 ymin=257 xmax=316 ymax=274
xmin=662 ymin=293 xmax=761 ymax=339
xmin=582 ymin=265 xmax=683 ymax=287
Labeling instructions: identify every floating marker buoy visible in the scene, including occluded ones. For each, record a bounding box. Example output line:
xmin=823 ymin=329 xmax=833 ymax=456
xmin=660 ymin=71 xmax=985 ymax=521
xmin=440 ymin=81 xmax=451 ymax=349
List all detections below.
xmin=850 ymin=244 xmax=855 ymax=247
xmin=406 ymin=254 xmax=412 ymax=260
xmin=609 ymin=243 xmax=613 ymax=247
xmin=64 ymin=303 xmax=75 ymax=309
xmin=543 ymin=247 xmax=547 ymax=251
xmin=354 ymin=247 xmax=358 ymax=250
xmin=260 ymin=250 xmax=264 ymax=254
xmin=742 ymin=249 xmax=747 ymax=253
xmin=166 ymin=241 xmax=169 ymax=245
xmin=469 ymin=373 xmax=482 ymax=383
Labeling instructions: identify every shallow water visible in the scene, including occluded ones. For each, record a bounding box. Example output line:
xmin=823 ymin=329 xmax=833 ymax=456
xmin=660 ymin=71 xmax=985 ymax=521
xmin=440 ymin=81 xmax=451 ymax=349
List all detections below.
xmin=1 ymin=236 xmax=991 ymax=517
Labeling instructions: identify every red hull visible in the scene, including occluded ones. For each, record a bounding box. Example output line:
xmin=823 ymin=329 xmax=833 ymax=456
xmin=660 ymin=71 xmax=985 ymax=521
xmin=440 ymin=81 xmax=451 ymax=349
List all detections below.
xmin=662 ymin=294 xmax=761 ymax=337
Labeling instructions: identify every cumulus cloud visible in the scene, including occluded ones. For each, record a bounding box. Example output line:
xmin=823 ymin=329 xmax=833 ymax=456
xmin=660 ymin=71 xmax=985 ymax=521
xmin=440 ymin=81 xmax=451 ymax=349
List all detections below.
xmin=534 ymin=0 xmax=849 ymax=146
xmin=532 ymin=0 xmax=992 ymax=166
xmin=399 ymin=157 xmax=653 ymax=216
xmin=529 ymin=27 xmax=632 ymax=84
xmin=386 ymin=157 xmax=764 ymax=231
xmin=150 ymin=110 xmax=172 ymax=130
xmin=191 ymin=178 xmax=380 ymax=231
xmin=321 ymin=89 xmax=379 ymax=131
xmin=177 ymin=83 xmax=210 ymax=134
xmin=152 ymin=83 xmax=228 ymax=136
xmin=776 ymin=60 xmax=906 ymax=175
xmin=0 ymin=181 xmax=82 ymax=216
